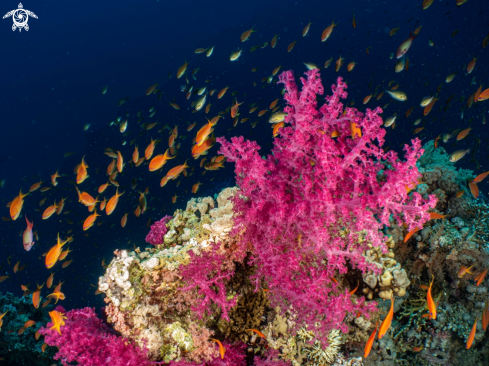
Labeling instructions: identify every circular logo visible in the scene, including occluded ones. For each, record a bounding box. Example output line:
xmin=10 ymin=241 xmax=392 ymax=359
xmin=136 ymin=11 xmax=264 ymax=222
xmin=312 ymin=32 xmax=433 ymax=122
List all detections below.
xmin=13 ymin=9 xmax=28 ymax=28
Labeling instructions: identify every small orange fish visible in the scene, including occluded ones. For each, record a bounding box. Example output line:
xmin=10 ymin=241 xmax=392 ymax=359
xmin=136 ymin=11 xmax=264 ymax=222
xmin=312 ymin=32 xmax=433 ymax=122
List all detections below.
xmin=47 ymin=272 xmax=55 ymax=289
xmin=116 ymin=151 xmax=124 ymax=173
xmin=98 ymin=182 xmax=110 ymax=194
xmin=458 ymin=264 xmax=476 ymax=278
xmin=209 ymin=338 xmax=225 ymax=359
xmin=378 ymin=295 xmax=394 ymax=339
xmin=466 ymin=317 xmax=478 ymax=349
xmin=335 ymin=56 xmax=344 ymax=72
xmin=482 ymin=302 xmax=489 ymax=331
xmin=172 ymin=194 xmax=178 ymax=204
xmin=132 ymin=146 xmax=139 ymax=164
xmin=347 ymin=61 xmax=356 ymax=72
xmin=363 ymin=95 xmax=372 ymax=104
xmin=10 ymin=190 xmax=28 ymax=221
xmin=196 ymin=119 xmax=218 ymax=146
xmin=429 ymin=212 xmax=449 ymax=220
xmin=83 ymin=210 xmax=100 ymax=230
xmin=426 ymin=276 xmax=436 ymax=320
xmin=13 ymin=261 xmax=20 ymax=273
xmin=247 ymin=329 xmax=266 ymax=338
xmin=404 ymin=227 xmax=420 ymax=242
xmin=0 ymin=310 xmax=8 ymax=329
xmin=145 ymin=138 xmax=158 ymax=160
xmin=230 ymin=100 xmax=243 ymax=118
xmin=41 ymin=343 xmax=47 ymax=352
xmin=287 ymin=40 xmax=296 ymax=52
xmin=478 ymin=88 xmax=489 ymax=102
xmin=192 ymin=136 xmax=215 ymax=159
xmin=192 ymin=182 xmax=202 ymax=194
xmin=455 ymin=190 xmax=465 ymax=198
xmin=45 ymin=234 xmax=68 ymax=269
xmin=475 ymin=268 xmax=488 ymax=286
xmin=121 ymin=213 xmax=128 ymax=228
xmin=166 ymin=161 xmax=189 ymax=180
xmin=467 ymin=56 xmax=477 ymax=74
xmin=468 ymin=182 xmax=479 ymax=199
xmin=349 ymin=281 xmax=359 ymax=295
xmin=364 ymin=320 xmax=379 ymax=358
xmin=413 ymin=127 xmax=424 ymax=134
xmin=76 ymin=156 xmax=89 ymax=184
xmin=217 ymin=86 xmax=229 ymax=99
xmin=29 ymin=180 xmax=43 ymax=192
xmin=473 ymin=171 xmax=489 ymax=184
xmin=48 ymin=310 xmax=67 ymax=336
xmin=240 ymin=25 xmax=256 ymax=42
xmin=434 ymin=135 xmax=441 ymax=148
xmin=149 ymin=149 xmax=175 ymax=172
xmin=47 ymin=289 xmax=66 ymax=303
xmin=51 ymin=171 xmax=61 ymax=186
xmin=321 ymin=20 xmax=338 ymax=42
xmin=272 ymin=122 xmax=284 ymax=137
xmin=456 ymin=127 xmax=472 ymax=141
xmin=423 ymin=98 xmax=438 ymax=116
xmin=350 ymin=122 xmax=362 ymax=138
xmin=42 ymin=202 xmax=59 ymax=220
xmin=24 ymin=320 xmax=36 ymax=328
xmin=59 ymin=248 xmax=73 ymax=261
xmin=106 ymin=188 xmax=124 ymax=215
xmin=412 ymin=346 xmax=423 ymax=352
xmin=32 ymin=283 xmax=44 ymax=309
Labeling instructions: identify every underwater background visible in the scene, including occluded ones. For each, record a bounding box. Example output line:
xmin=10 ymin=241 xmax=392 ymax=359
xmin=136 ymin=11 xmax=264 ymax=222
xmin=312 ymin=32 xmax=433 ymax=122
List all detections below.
xmin=1 ymin=0 xmax=489 ymax=365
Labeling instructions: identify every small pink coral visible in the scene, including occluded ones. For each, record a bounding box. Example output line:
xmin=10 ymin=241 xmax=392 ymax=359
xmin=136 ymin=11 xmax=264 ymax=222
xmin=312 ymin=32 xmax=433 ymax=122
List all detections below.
xmin=146 ymin=215 xmax=172 ymax=246
xmin=39 ymin=306 xmax=149 ymax=366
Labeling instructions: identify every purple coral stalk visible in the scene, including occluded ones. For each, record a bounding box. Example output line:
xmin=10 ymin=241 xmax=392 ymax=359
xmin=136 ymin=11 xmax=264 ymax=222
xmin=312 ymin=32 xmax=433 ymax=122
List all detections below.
xmin=217 ymin=69 xmax=436 ymax=341
xmin=146 ymin=215 xmax=172 ymax=246
xmin=39 ymin=306 xmax=150 ymax=366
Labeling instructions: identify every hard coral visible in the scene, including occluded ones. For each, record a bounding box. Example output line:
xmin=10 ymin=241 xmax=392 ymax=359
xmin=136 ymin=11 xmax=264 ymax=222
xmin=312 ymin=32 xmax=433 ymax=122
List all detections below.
xmin=218 ymin=69 xmax=435 ymax=341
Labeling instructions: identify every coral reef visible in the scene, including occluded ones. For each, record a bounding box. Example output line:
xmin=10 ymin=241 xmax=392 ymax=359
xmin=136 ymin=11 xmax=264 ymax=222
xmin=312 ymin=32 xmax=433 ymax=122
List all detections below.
xmin=0 ymin=292 xmax=59 ymax=365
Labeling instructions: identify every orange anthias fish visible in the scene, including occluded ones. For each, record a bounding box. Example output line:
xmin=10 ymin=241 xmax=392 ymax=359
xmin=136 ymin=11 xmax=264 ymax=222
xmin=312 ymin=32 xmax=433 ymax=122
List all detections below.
xmin=45 ymin=234 xmax=68 ymax=269
xmin=192 ymin=182 xmax=203 ymax=194
xmin=166 ymin=161 xmax=189 ymax=180
xmin=404 ymin=227 xmax=420 ymax=242
xmin=458 ymin=264 xmax=476 ymax=278
xmin=482 ymin=303 xmax=489 ymax=331
xmin=51 ymin=170 xmax=61 ymax=186
xmin=209 ymin=338 xmax=225 ymax=359
xmin=29 ymin=180 xmax=43 ymax=192
xmin=468 ymin=182 xmax=479 ymax=199
xmin=47 ymin=289 xmax=65 ymax=304
xmin=48 ymin=310 xmax=67 ymax=335
xmin=23 ymin=215 xmax=35 ymax=251
xmin=217 ymin=86 xmax=229 ymax=99
xmin=230 ymin=100 xmax=243 ymax=118
xmin=240 ymin=25 xmax=256 ymax=42
xmin=477 ymin=88 xmax=489 ymax=102
xmin=32 ymin=283 xmax=44 ymax=309
xmin=121 ymin=213 xmax=128 ymax=228
xmin=426 ymin=276 xmax=437 ymax=320
xmin=24 ymin=320 xmax=36 ymax=328
xmin=378 ymin=295 xmax=394 ymax=339
xmin=10 ymin=190 xmax=28 ymax=221
xmin=59 ymin=247 xmax=72 ymax=261
xmin=83 ymin=210 xmax=100 ymax=231
xmin=192 ymin=135 xmax=215 ymax=159
xmin=474 ymin=268 xmax=488 ymax=286
xmin=196 ymin=119 xmax=218 ymax=146
xmin=467 ymin=56 xmax=477 ymax=74
xmin=350 ymin=122 xmax=362 ymax=138
xmin=466 ymin=317 xmax=478 ymax=349
xmin=321 ymin=20 xmax=338 ymax=42
xmin=145 ymin=138 xmax=158 ymax=160
xmin=117 ymin=150 xmax=124 ymax=173
xmin=0 ymin=310 xmax=8 ymax=328
xmin=76 ymin=156 xmax=89 ymax=184
xmin=364 ymin=320 xmax=379 ymax=358
xmin=456 ymin=127 xmax=472 ymax=141
xmin=473 ymin=171 xmax=489 ymax=184
xmin=132 ymin=146 xmax=139 ymax=164
xmin=429 ymin=212 xmax=449 ymax=220
xmin=76 ymin=187 xmax=97 ymax=207
xmin=47 ymin=272 xmax=55 ymax=289
xmin=42 ymin=202 xmax=59 ymax=220
xmin=149 ymin=149 xmax=175 ymax=172
xmin=246 ymin=329 xmax=266 ymax=338
xmin=106 ymin=188 xmax=124 ymax=215
xmin=272 ymin=121 xmax=284 ymax=137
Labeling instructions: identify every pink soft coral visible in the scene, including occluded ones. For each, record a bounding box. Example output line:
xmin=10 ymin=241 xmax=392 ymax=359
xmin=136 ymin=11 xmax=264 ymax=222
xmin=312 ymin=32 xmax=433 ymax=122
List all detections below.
xmin=217 ymin=69 xmax=436 ymax=341
xmin=146 ymin=215 xmax=172 ymax=246
xmin=39 ymin=306 xmax=150 ymax=366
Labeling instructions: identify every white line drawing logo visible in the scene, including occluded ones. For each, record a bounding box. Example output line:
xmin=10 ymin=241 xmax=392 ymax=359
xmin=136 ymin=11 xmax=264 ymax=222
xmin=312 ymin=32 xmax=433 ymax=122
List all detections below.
xmin=3 ymin=3 xmax=37 ymax=32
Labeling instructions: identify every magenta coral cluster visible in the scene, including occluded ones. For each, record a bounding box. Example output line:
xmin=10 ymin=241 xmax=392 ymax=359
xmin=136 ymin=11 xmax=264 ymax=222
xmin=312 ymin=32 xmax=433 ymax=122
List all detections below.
xmin=39 ymin=306 xmax=150 ymax=366
xmin=216 ymin=69 xmax=436 ymax=340
xmin=146 ymin=215 xmax=172 ymax=245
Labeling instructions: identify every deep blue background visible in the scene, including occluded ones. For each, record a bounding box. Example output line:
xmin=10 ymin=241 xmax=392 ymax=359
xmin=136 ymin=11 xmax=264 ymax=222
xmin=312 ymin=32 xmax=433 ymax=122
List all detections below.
xmin=0 ymin=0 xmax=488 ymax=310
